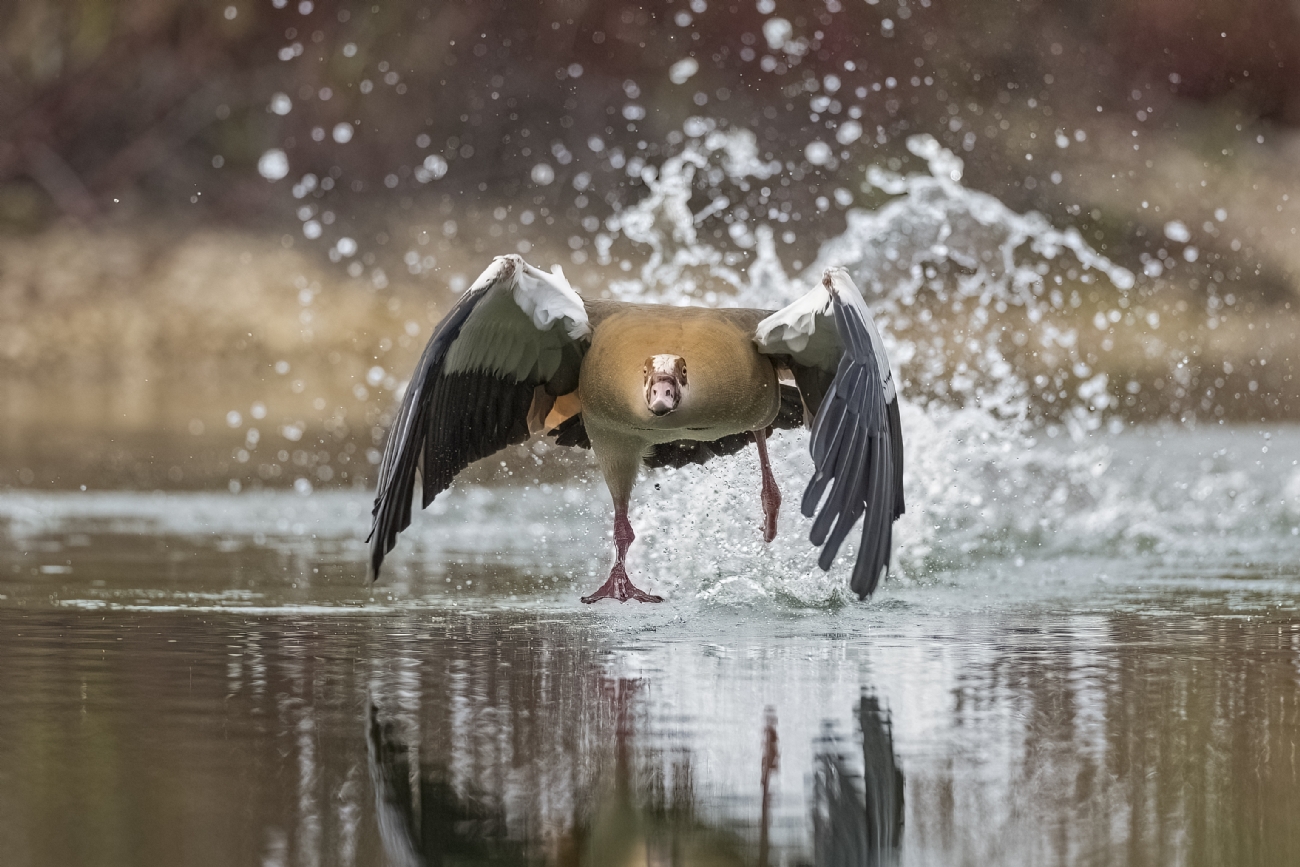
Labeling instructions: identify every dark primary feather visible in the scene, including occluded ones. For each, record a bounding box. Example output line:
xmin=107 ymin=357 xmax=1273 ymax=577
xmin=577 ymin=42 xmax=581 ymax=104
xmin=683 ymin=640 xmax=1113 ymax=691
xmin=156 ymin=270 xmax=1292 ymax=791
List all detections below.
xmin=367 ymin=284 xmax=490 ymax=582
xmin=811 ymin=695 xmax=905 ymax=866
xmin=420 ymin=371 xmax=535 ymax=503
xmin=550 ymin=412 xmax=591 ymax=449
xmin=798 ymin=292 xmax=905 ymax=599
xmin=887 ymin=396 xmax=905 ymax=520
xmin=791 ymin=363 xmax=834 ymax=421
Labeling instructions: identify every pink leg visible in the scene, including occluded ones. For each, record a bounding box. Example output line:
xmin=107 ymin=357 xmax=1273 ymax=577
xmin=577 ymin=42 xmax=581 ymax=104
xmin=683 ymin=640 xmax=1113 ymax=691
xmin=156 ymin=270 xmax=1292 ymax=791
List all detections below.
xmin=755 ymin=428 xmax=781 ymax=543
xmin=581 ymin=502 xmax=663 ymax=604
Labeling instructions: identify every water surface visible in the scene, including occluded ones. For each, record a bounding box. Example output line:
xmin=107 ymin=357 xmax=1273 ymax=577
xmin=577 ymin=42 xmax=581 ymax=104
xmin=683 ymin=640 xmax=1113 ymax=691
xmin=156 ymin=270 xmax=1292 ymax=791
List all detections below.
xmin=2 ymin=427 xmax=1299 ymax=866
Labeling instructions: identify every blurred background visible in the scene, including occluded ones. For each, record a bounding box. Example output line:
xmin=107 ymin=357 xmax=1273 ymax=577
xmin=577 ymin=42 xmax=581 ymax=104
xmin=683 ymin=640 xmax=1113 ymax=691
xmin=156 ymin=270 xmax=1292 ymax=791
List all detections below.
xmin=2 ymin=0 xmax=1298 ymax=492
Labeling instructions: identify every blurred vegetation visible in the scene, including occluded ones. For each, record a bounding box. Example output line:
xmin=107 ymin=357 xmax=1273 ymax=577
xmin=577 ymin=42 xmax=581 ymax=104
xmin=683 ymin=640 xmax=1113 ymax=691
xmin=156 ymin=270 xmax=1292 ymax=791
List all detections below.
xmin=7 ymin=0 xmax=1300 ymax=229
xmin=2 ymin=0 xmax=1299 ymax=489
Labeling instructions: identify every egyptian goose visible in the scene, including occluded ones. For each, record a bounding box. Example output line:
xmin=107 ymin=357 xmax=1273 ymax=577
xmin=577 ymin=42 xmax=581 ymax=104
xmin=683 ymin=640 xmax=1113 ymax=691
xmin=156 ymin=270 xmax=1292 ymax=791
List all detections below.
xmin=367 ymin=255 xmax=904 ymax=602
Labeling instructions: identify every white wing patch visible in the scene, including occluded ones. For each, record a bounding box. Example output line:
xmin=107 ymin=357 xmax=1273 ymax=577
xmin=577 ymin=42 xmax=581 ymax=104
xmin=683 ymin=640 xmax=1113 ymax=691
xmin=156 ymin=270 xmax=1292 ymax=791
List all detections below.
xmin=513 ymin=258 xmax=591 ymax=340
xmin=754 ymin=267 xmax=896 ymax=401
xmin=753 ymin=280 xmax=841 ymax=372
xmin=443 ymin=255 xmax=590 ymax=381
xmin=754 ymin=283 xmax=832 ymax=354
xmin=823 ymin=267 xmax=895 ymax=402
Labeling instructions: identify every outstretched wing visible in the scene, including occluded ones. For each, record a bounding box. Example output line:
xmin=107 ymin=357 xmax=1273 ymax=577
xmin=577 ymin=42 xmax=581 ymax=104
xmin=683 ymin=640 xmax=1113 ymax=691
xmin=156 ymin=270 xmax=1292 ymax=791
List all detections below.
xmin=754 ymin=268 xmax=905 ymax=599
xmin=368 ymin=255 xmax=589 ymax=581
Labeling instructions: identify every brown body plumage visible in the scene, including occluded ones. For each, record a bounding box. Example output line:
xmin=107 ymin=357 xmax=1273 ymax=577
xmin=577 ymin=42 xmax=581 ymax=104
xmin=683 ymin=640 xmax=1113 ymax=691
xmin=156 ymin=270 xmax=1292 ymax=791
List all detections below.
xmin=578 ymin=302 xmax=782 ymax=504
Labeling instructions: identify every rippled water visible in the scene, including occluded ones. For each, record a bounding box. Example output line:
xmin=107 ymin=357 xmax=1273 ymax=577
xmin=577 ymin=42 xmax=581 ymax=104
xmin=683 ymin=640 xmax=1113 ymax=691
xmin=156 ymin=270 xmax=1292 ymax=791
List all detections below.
xmin=2 ymin=426 xmax=1299 ymax=866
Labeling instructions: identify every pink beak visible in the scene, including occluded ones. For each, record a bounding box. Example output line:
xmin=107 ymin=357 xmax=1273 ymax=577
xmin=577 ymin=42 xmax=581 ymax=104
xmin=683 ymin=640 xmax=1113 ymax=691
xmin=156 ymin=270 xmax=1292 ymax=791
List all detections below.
xmin=648 ymin=378 xmax=680 ymax=415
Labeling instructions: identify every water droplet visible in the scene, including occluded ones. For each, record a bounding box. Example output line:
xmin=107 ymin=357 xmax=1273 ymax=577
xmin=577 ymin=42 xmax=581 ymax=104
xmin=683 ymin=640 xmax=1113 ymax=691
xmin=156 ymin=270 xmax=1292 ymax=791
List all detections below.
xmin=531 ymin=163 xmax=555 ymax=185
xmin=257 ymin=149 xmax=289 ymax=181
xmin=805 ymin=141 xmax=832 ymax=165
xmin=669 ymin=58 xmax=699 ymax=85
xmin=835 ymin=121 xmax=862 ymax=145
xmin=762 ymin=17 xmax=792 ymax=50
xmin=1163 ymin=220 xmax=1191 ymax=243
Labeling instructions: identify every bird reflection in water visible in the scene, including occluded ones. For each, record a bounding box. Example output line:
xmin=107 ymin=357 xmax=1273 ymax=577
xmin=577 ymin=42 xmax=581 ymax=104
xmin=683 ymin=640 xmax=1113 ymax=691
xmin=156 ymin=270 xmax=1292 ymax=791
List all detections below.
xmin=576 ymin=679 xmax=752 ymax=866
xmin=366 ymin=684 xmax=904 ymax=865
xmin=810 ymin=692 xmax=905 ymax=867
xmin=367 ymin=679 xmax=752 ymax=866
xmin=367 ymin=702 xmax=525 ymax=866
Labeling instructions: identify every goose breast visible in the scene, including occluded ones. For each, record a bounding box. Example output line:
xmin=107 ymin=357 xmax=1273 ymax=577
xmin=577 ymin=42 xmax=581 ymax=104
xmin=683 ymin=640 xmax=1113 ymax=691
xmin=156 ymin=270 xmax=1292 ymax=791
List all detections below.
xmin=579 ymin=304 xmax=780 ymax=444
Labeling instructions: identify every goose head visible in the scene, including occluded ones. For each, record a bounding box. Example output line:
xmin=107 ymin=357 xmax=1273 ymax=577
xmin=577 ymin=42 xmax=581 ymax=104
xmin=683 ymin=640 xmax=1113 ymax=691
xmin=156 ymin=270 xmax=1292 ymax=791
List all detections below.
xmin=643 ymin=354 xmax=688 ymax=416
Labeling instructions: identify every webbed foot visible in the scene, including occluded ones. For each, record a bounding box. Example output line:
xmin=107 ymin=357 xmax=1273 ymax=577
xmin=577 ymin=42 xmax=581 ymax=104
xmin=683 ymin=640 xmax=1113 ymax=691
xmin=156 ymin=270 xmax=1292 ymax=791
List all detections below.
xmin=580 ymin=564 xmax=663 ymax=604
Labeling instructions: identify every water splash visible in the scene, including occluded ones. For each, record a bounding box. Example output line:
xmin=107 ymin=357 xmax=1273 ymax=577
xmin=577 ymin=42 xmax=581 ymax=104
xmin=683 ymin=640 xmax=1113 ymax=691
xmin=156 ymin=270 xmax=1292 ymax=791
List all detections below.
xmin=599 ymin=120 xmax=783 ymax=307
xmin=595 ymin=125 xmax=1139 ymax=605
xmin=812 ymin=134 xmax=1133 ymax=437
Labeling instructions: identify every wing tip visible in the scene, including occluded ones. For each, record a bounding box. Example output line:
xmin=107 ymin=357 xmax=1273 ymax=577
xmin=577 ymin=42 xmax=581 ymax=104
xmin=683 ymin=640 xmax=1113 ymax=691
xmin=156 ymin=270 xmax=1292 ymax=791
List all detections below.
xmin=851 ymin=562 xmax=889 ymax=600
xmin=366 ymin=533 xmax=385 ymax=584
xmin=822 ymin=267 xmax=871 ymax=313
xmin=821 ymin=266 xmax=853 ymax=295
